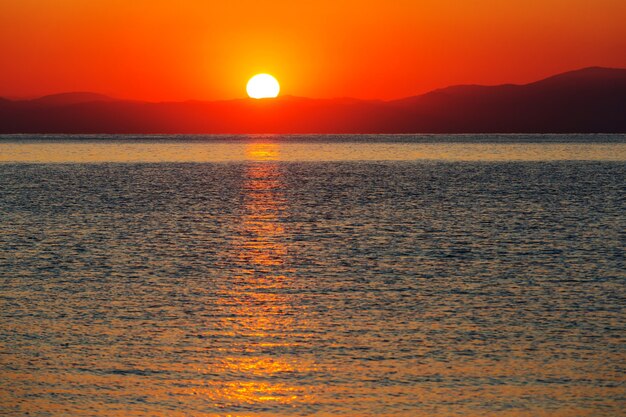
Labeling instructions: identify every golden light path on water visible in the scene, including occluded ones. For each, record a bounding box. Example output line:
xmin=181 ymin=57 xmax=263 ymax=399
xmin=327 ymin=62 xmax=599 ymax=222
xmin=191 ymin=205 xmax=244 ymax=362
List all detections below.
xmin=204 ymin=143 xmax=315 ymax=410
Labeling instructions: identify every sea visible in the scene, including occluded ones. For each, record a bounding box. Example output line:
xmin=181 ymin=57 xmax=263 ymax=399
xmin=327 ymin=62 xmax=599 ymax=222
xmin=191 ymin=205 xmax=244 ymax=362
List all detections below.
xmin=0 ymin=134 xmax=624 ymax=416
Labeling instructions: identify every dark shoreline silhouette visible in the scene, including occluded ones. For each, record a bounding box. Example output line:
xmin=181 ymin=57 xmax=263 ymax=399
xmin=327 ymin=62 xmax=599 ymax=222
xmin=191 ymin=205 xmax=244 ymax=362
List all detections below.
xmin=1 ymin=67 xmax=625 ymax=133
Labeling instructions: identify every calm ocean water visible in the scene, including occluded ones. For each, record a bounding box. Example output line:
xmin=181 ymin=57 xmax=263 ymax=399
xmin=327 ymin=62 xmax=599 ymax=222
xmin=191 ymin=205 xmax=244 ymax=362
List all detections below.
xmin=1 ymin=135 xmax=625 ymax=416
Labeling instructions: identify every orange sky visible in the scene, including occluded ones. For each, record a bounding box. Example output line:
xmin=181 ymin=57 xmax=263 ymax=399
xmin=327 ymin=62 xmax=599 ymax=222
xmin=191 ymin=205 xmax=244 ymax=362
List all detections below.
xmin=1 ymin=0 xmax=625 ymax=101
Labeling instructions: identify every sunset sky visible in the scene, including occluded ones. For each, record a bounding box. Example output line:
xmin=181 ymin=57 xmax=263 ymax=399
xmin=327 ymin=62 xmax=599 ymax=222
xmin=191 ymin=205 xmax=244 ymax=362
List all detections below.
xmin=1 ymin=0 xmax=625 ymax=101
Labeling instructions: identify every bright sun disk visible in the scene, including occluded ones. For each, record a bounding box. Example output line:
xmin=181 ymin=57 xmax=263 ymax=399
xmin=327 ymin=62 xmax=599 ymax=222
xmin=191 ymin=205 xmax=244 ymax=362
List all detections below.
xmin=246 ymin=74 xmax=280 ymax=99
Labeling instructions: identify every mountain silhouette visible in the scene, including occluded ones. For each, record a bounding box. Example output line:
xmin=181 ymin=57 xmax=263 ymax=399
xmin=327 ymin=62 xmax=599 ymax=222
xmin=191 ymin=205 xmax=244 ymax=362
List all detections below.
xmin=1 ymin=67 xmax=625 ymax=133
xmin=29 ymin=92 xmax=115 ymax=106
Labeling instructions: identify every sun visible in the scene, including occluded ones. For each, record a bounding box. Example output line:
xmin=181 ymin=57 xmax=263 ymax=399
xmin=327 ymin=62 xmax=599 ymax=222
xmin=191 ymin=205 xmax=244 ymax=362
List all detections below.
xmin=246 ymin=74 xmax=280 ymax=99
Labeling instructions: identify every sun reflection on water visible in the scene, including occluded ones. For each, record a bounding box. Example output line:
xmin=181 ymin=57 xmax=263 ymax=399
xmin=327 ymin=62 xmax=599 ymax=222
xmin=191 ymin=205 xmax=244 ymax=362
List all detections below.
xmin=205 ymin=143 xmax=315 ymax=410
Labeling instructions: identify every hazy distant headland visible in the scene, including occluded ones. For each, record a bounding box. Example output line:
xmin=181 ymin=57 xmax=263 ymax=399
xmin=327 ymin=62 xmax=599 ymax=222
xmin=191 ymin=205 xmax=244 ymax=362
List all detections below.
xmin=1 ymin=67 xmax=625 ymax=134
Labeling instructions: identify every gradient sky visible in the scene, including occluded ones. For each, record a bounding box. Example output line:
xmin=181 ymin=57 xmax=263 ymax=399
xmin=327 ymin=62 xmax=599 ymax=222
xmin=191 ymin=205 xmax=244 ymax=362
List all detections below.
xmin=1 ymin=0 xmax=625 ymax=101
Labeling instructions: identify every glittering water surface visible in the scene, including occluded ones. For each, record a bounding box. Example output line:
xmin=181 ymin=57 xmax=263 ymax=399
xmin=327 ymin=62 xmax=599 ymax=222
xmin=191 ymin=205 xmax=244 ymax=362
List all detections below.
xmin=0 ymin=136 xmax=625 ymax=416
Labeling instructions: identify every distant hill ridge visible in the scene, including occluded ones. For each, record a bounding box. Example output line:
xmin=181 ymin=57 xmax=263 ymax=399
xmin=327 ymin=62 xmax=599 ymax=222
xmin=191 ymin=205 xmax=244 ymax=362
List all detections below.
xmin=1 ymin=67 xmax=625 ymax=133
xmin=27 ymin=92 xmax=115 ymax=105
